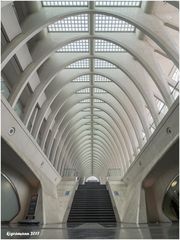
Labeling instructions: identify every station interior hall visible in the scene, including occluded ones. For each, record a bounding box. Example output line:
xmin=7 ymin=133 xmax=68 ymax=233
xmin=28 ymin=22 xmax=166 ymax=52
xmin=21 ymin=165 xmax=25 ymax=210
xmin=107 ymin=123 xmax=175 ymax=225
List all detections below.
xmin=1 ymin=0 xmax=179 ymax=239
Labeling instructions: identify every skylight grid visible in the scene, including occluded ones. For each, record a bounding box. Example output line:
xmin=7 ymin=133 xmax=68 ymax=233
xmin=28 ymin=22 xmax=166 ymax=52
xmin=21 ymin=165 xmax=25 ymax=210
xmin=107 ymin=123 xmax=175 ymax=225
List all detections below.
xmin=95 ymin=39 xmax=126 ymax=52
xmin=169 ymin=85 xmax=179 ymax=100
xmin=94 ymin=88 xmax=107 ymax=94
xmin=82 ymin=108 xmax=91 ymax=112
xmin=72 ymin=75 xmax=90 ymax=82
xmin=48 ymin=14 xmax=88 ymax=32
xmin=57 ymin=40 xmax=89 ymax=52
xmin=94 ymin=75 xmax=111 ymax=82
xmin=42 ymin=1 xmax=88 ymax=7
xmin=95 ymin=14 xmax=135 ymax=32
xmin=94 ymin=99 xmax=105 ymax=103
xmin=95 ymin=1 xmax=141 ymax=7
xmin=67 ymin=59 xmax=89 ymax=69
xmin=76 ymin=88 xmax=90 ymax=94
xmin=154 ymin=97 xmax=168 ymax=115
xmin=172 ymin=68 xmax=180 ymax=83
xmin=80 ymin=99 xmax=91 ymax=103
xmin=94 ymin=59 xmax=116 ymax=69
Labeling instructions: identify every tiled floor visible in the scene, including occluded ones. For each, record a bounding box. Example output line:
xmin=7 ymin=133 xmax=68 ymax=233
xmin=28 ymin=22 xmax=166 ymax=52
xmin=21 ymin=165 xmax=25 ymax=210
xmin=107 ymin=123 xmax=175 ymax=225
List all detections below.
xmin=1 ymin=222 xmax=179 ymax=239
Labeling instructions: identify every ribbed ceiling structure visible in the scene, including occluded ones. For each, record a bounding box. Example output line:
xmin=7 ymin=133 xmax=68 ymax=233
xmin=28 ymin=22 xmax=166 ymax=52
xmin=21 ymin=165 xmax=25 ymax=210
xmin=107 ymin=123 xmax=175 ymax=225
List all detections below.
xmin=1 ymin=1 xmax=179 ymax=179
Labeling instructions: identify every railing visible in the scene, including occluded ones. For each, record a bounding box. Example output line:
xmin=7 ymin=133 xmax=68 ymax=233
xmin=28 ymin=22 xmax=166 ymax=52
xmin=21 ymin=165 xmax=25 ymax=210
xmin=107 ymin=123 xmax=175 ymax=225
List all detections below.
xmin=107 ymin=168 xmax=121 ymax=177
xmin=63 ymin=168 xmax=79 ymax=177
xmin=107 ymin=168 xmax=122 ymax=178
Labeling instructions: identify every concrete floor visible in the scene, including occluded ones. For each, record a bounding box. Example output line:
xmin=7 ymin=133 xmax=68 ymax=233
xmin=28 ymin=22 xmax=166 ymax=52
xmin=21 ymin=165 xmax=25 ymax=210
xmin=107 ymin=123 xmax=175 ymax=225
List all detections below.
xmin=1 ymin=222 xmax=179 ymax=239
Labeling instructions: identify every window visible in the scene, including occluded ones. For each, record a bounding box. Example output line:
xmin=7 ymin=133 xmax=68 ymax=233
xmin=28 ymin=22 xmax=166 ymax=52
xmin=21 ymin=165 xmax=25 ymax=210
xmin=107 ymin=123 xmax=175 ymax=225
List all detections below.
xmin=94 ymin=75 xmax=111 ymax=82
xmin=42 ymin=1 xmax=88 ymax=7
xmin=57 ymin=40 xmax=89 ymax=52
xmin=95 ymin=14 xmax=135 ymax=32
xmin=94 ymin=59 xmax=116 ymax=69
xmin=76 ymin=88 xmax=90 ymax=94
xmin=72 ymin=75 xmax=90 ymax=82
xmin=48 ymin=14 xmax=88 ymax=32
xmin=95 ymin=39 xmax=126 ymax=52
xmin=95 ymin=1 xmax=141 ymax=7
xmin=67 ymin=59 xmax=89 ymax=69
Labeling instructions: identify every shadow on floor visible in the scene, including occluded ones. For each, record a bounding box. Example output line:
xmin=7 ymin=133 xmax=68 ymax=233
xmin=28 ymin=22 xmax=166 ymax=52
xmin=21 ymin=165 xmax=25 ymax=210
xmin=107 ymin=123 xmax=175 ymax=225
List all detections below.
xmin=1 ymin=222 xmax=179 ymax=239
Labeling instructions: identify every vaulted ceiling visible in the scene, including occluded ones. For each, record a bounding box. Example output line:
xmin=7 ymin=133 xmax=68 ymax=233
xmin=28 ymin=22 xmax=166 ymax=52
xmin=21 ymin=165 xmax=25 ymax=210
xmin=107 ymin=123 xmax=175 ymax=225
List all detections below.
xmin=1 ymin=1 xmax=179 ymax=178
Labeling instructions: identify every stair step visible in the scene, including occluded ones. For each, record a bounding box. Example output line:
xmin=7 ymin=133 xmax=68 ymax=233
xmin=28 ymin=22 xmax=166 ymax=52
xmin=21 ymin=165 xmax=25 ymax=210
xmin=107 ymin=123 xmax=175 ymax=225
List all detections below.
xmin=68 ymin=182 xmax=116 ymax=223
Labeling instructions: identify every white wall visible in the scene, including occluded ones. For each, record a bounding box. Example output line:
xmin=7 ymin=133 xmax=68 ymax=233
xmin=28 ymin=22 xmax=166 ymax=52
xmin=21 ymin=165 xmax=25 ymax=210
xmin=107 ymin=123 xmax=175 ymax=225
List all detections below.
xmin=107 ymin=98 xmax=179 ymax=223
xmin=57 ymin=178 xmax=79 ymax=223
xmin=2 ymin=166 xmax=32 ymax=223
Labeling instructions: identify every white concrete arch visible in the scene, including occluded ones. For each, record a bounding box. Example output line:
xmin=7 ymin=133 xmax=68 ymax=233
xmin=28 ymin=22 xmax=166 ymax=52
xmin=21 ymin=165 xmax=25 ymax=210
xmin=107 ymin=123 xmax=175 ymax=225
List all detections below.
xmin=44 ymin=97 xmax=137 ymax=165
xmin=1 ymin=2 xmax=178 ymax=179
xmin=31 ymin=71 xmax=143 ymax=153
xmin=47 ymin=101 xmax=131 ymax=165
xmin=6 ymin=32 xmax=167 ymax=122
xmin=52 ymin=115 xmax=127 ymax=170
xmin=58 ymin=124 xmax=125 ymax=172
xmin=44 ymin=96 xmax=137 ymax=162
xmin=70 ymin=145 xmax=111 ymax=171
xmin=41 ymin=92 xmax=142 ymax=166
xmin=38 ymin=81 xmax=145 ymax=150
xmin=2 ymin=7 xmax=178 ymax=69
xmin=65 ymin=130 xmax=120 ymax=170
xmin=57 ymin=121 xmax=127 ymax=173
xmin=66 ymin=141 xmax=115 ymax=171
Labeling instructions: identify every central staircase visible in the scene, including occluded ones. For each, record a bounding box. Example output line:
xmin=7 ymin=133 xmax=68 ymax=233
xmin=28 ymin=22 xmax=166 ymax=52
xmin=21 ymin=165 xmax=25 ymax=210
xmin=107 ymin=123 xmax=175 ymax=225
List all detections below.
xmin=68 ymin=182 xmax=116 ymax=222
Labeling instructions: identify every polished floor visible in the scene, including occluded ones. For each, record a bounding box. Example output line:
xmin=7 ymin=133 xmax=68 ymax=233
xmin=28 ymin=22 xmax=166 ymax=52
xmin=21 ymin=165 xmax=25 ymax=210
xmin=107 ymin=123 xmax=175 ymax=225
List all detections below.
xmin=1 ymin=222 xmax=179 ymax=239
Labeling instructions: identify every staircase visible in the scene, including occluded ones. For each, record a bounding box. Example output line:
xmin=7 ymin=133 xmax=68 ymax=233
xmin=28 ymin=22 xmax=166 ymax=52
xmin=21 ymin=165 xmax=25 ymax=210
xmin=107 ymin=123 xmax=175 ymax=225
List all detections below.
xmin=68 ymin=182 xmax=116 ymax=222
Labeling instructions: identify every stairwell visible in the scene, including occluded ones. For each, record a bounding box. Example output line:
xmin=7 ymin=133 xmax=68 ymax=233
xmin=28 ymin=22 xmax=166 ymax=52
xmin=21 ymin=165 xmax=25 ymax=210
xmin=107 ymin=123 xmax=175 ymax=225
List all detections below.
xmin=68 ymin=182 xmax=116 ymax=223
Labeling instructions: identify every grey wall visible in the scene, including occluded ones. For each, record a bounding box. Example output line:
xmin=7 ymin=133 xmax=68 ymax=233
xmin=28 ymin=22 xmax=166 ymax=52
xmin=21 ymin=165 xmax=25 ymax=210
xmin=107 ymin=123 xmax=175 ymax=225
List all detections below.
xmin=1 ymin=138 xmax=41 ymax=223
xmin=2 ymin=165 xmax=32 ymax=223
xmin=143 ymin=139 xmax=179 ymax=223
xmin=1 ymin=173 xmax=20 ymax=222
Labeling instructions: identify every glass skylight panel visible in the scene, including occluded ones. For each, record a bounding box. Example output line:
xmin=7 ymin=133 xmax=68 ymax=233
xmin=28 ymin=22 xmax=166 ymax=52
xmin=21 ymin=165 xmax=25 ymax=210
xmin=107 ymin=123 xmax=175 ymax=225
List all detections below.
xmin=95 ymin=39 xmax=126 ymax=52
xmin=80 ymin=99 xmax=91 ymax=103
xmin=82 ymin=108 xmax=91 ymax=112
xmin=95 ymin=1 xmax=141 ymax=7
xmin=94 ymin=75 xmax=111 ymax=82
xmin=42 ymin=1 xmax=88 ymax=7
xmin=67 ymin=59 xmax=89 ymax=69
xmin=154 ymin=97 xmax=168 ymax=115
xmin=72 ymin=75 xmax=90 ymax=82
xmin=149 ymin=122 xmax=156 ymax=134
xmin=169 ymin=85 xmax=179 ymax=100
xmin=94 ymin=59 xmax=116 ymax=69
xmin=48 ymin=14 xmax=88 ymax=32
xmin=76 ymin=88 xmax=90 ymax=94
xmin=172 ymin=68 xmax=180 ymax=83
xmin=94 ymin=88 xmax=107 ymax=94
xmin=94 ymin=99 xmax=105 ymax=103
xmin=94 ymin=108 xmax=101 ymax=111
xmin=146 ymin=106 xmax=154 ymax=125
xmin=95 ymin=14 xmax=135 ymax=32
xmin=57 ymin=40 xmax=89 ymax=53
